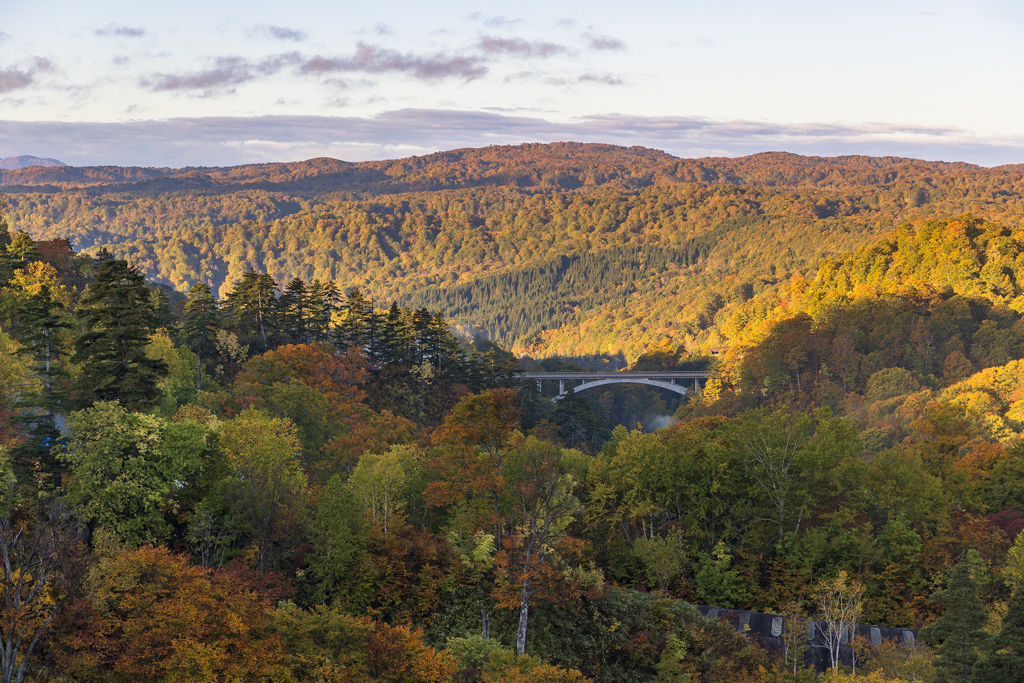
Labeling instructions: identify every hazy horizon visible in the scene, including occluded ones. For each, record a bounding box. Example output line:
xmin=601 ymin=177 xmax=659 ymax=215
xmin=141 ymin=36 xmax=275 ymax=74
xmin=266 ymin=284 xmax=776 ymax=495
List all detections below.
xmin=4 ymin=1 xmax=1023 ymax=167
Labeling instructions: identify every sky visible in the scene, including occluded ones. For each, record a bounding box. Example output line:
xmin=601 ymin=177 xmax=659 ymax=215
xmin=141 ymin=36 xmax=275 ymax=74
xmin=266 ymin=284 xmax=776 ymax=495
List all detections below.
xmin=2 ymin=0 xmax=1023 ymax=168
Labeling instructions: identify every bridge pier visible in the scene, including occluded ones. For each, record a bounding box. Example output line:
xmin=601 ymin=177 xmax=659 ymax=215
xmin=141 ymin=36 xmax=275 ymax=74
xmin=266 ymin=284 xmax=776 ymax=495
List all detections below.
xmin=559 ymin=379 xmax=565 ymax=395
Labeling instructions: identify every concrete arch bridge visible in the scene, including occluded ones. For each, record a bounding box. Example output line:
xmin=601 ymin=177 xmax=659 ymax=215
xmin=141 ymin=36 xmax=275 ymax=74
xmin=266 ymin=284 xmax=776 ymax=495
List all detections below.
xmin=520 ymin=371 xmax=709 ymax=400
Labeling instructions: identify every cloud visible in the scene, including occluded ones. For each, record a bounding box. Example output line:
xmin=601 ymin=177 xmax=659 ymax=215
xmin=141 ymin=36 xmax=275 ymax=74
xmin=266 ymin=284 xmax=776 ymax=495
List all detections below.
xmin=577 ymin=73 xmax=624 ymax=86
xmin=374 ymin=23 xmax=394 ymax=36
xmin=467 ymin=13 xmax=524 ymax=28
xmin=3 ymin=111 xmax=1022 ymax=168
xmin=301 ymin=43 xmax=486 ymax=80
xmin=0 ymin=32 xmax=10 ymax=41
xmin=477 ymin=36 xmax=568 ymax=58
xmin=253 ymin=25 xmax=307 ymax=42
xmin=0 ymin=57 xmax=54 ymax=94
xmin=542 ymin=73 xmax=625 ymax=87
xmin=484 ymin=16 xmax=525 ymax=28
xmin=587 ymin=35 xmax=625 ymax=51
xmin=142 ymin=54 xmax=301 ymax=94
xmin=95 ymin=24 xmax=146 ymax=37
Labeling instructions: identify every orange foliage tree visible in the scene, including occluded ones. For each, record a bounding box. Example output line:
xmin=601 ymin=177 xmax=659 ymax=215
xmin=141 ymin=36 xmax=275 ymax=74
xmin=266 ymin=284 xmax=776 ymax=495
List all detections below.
xmin=55 ymin=546 xmax=284 ymax=682
xmin=426 ymin=388 xmax=524 ymax=543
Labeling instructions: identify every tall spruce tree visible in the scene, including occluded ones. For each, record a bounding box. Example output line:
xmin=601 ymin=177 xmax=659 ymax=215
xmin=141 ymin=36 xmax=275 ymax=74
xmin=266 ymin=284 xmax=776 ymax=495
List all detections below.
xmin=12 ymin=284 xmax=72 ymax=483
xmin=150 ymin=285 xmax=179 ymax=335
xmin=308 ymin=278 xmax=339 ymax=343
xmin=278 ymin=277 xmax=310 ymax=344
xmin=972 ymin=584 xmax=1024 ymax=682
xmin=921 ymin=555 xmax=991 ymax=683
xmin=181 ymin=282 xmax=220 ymax=390
xmin=0 ymin=222 xmax=16 ymax=286
xmin=73 ymin=259 xmax=168 ymax=412
xmin=335 ymin=287 xmax=371 ymax=351
xmin=224 ymin=271 xmax=277 ymax=351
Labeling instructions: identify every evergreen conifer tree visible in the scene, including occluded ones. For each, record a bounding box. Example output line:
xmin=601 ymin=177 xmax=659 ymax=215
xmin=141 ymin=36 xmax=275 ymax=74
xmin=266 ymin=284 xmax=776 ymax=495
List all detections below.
xmin=224 ymin=271 xmax=277 ymax=351
xmin=308 ymin=279 xmax=339 ymax=343
xmin=972 ymin=584 xmax=1024 ymax=682
xmin=279 ymin=277 xmax=310 ymax=344
xmin=181 ymin=282 xmax=220 ymax=390
xmin=335 ymin=287 xmax=370 ymax=351
xmin=552 ymin=387 xmax=608 ymax=451
xmin=6 ymin=231 xmax=41 ymax=268
xmin=921 ymin=556 xmax=991 ymax=683
xmin=150 ymin=285 xmax=179 ymax=335
xmin=12 ymin=283 xmax=72 ymax=483
xmin=0 ymin=217 xmax=15 ymax=285
xmin=432 ymin=312 xmax=464 ymax=376
xmin=73 ymin=259 xmax=168 ymax=411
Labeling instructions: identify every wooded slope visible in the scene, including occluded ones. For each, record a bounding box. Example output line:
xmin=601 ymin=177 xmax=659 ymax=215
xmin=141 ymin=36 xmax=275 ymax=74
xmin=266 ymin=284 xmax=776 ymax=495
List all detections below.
xmin=5 ymin=144 xmax=1024 ymax=360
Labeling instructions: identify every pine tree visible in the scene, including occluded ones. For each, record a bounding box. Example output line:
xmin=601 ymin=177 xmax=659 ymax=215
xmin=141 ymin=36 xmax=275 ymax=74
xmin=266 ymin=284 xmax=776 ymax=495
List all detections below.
xmin=224 ymin=271 xmax=277 ymax=351
xmin=73 ymin=259 xmax=168 ymax=412
xmin=433 ymin=312 xmax=465 ymax=376
xmin=150 ymin=285 xmax=179 ymax=336
xmin=181 ymin=282 xmax=220 ymax=390
xmin=11 ymin=284 xmax=72 ymax=484
xmin=308 ymin=279 xmax=339 ymax=343
xmin=921 ymin=556 xmax=991 ymax=683
xmin=0 ymin=221 xmax=15 ymax=286
xmin=335 ymin=287 xmax=370 ymax=351
xmin=972 ymin=584 xmax=1024 ymax=682
xmin=412 ymin=307 xmax=434 ymax=366
xmin=552 ymin=387 xmax=607 ymax=451
xmin=278 ymin=277 xmax=310 ymax=344
xmin=378 ymin=301 xmax=412 ymax=367
xmin=6 ymin=231 xmax=41 ymax=268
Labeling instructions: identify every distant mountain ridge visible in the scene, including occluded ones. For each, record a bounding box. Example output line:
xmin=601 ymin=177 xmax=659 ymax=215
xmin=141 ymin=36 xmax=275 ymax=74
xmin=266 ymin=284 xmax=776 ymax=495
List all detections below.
xmin=1 ymin=143 xmax=1018 ymax=195
xmin=0 ymin=155 xmax=66 ymax=170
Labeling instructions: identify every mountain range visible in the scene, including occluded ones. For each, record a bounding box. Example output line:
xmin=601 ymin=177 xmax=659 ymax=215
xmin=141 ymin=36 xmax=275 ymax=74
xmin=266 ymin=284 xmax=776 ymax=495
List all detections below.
xmin=3 ymin=143 xmax=1023 ymax=361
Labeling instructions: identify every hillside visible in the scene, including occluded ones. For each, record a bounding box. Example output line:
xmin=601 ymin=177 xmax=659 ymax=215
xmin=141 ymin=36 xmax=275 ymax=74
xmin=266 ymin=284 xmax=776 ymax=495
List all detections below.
xmin=5 ymin=143 xmax=1024 ymax=361
xmin=5 ymin=146 xmax=1024 ymax=682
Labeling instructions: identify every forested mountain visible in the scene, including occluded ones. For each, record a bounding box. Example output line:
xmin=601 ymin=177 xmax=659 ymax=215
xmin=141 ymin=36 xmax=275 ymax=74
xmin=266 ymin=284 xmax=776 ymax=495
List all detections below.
xmin=4 ymin=145 xmax=1024 ymax=682
xmin=5 ymin=144 xmax=1024 ymax=361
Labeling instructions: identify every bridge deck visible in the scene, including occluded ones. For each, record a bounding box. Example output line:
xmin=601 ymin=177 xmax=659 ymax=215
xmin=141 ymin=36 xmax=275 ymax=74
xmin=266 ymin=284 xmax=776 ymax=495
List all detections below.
xmin=520 ymin=371 xmax=709 ymax=379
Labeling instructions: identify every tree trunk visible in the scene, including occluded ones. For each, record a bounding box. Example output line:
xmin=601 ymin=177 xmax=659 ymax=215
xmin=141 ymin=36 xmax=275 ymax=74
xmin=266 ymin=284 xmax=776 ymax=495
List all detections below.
xmin=516 ymin=579 xmax=531 ymax=655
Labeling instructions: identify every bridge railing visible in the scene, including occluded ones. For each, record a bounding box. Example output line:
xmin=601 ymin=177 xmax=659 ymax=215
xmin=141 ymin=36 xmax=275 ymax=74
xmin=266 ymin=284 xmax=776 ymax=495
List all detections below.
xmin=520 ymin=371 xmax=709 ymax=379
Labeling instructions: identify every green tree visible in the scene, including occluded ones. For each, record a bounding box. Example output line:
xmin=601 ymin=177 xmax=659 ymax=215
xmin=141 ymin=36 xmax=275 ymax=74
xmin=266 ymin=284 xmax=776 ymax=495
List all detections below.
xmin=224 ymin=270 xmax=277 ymax=351
xmin=72 ymin=259 xmax=167 ymax=412
xmin=694 ymin=541 xmax=749 ymax=608
xmin=921 ymin=555 xmax=991 ymax=683
xmin=10 ymin=283 xmax=72 ymax=483
xmin=307 ymin=474 xmax=369 ymax=604
xmin=972 ymin=583 xmax=1024 ymax=682
xmin=218 ymin=409 xmax=309 ymax=572
xmin=335 ymin=286 xmax=371 ymax=352
xmin=181 ymin=281 xmax=220 ymax=390
xmin=734 ymin=407 xmax=858 ymax=541
xmin=279 ymin=277 xmax=310 ymax=344
xmin=60 ymin=401 xmax=202 ymax=546
xmin=552 ymin=387 xmax=608 ymax=451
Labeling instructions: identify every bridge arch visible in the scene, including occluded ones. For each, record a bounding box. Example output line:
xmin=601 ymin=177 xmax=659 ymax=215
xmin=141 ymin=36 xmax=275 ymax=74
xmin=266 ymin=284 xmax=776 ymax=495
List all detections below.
xmin=555 ymin=378 xmax=690 ymax=400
